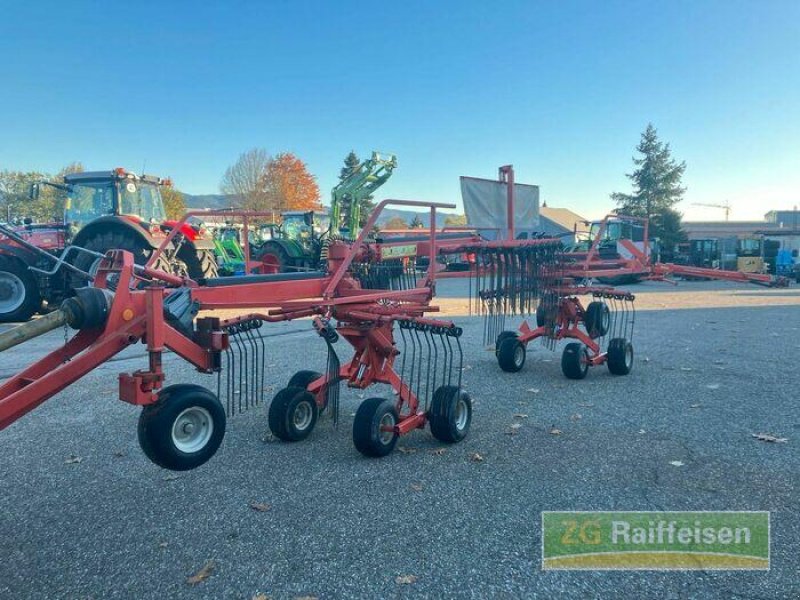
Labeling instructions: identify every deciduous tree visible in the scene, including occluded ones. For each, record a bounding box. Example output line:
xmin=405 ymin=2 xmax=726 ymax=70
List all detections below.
xmin=220 ymin=148 xmax=272 ymax=211
xmin=161 ymin=185 xmax=187 ymax=220
xmin=262 ymin=152 xmax=321 ymax=213
xmin=384 ymin=216 xmax=408 ymax=229
xmin=444 ymin=213 xmax=467 ymax=227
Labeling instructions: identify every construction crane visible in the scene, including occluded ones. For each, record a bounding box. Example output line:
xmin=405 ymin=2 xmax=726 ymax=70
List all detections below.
xmin=330 ymin=151 xmax=397 ymax=238
xmin=692 ymin=201 xmax=731 ymax=221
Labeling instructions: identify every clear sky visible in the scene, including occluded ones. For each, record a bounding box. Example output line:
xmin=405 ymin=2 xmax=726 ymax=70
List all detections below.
xmin=1 ymin=1 xmax=798 ymax=221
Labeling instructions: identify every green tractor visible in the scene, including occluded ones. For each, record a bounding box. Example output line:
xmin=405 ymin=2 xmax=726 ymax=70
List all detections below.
xmin=254 ymin=152 xmax=397 ymax=273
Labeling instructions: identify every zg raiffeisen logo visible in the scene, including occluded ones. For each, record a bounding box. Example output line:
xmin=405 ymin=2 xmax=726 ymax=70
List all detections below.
xmin=541 ymin=511 xmax=770 ymax=570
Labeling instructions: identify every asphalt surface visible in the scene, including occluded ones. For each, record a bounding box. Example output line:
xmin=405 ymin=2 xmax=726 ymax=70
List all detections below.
xmin=0 ymin=281 xmax=799 ymax=599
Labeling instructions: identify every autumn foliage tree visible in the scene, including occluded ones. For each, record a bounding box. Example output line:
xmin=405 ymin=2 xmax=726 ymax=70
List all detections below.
xmin=161 ymin=186 xmax=187 ymax=220
xmin=262 ymin=152 xmax=321 ymax=213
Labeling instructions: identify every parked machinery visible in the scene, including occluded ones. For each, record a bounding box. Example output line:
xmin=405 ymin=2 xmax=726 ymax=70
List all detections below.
xmin=254 ymin=152 xmax=397 ymax=273
xmin=0 ymin=200 xmax=476 ymax=469
xmin=0 ymin=168 xmax=217 ymax=322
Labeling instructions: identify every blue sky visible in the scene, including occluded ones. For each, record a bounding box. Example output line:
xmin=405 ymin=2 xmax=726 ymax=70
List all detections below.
xmin=1 ymin=1 xmax=798 ymax=220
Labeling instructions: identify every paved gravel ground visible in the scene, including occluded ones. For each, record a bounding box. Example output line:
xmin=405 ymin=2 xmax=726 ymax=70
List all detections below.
xmin=1 ymin=280 xmax=798 ymax=599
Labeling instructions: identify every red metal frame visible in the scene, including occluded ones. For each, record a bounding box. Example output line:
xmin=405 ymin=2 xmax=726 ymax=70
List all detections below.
xmin=512 ymin=287 xmax=634 ymax=367
xmin=0 ymin=200 xmax=462 ymax=441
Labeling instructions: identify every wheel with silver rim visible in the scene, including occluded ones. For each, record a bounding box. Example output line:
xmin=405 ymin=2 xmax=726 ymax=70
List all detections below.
xmin=607 ymin=338 xmax=634 ymax=375
xmin=138 ymin=384 xmax=226 ymax=471
xmin=497 ymin=337 xmax=526 ymax=372
xmin=268 ymin=386 xmax=319 ymax=441
xmin=561 ymin=342 xmax=590 ymax=380
xmin=429 ymin=385 xmax=472 ymax=443
xmin=0 ymin=256 xmax=40 ymax=323
xmin=353 ymin=397 xmax=399 ymax=457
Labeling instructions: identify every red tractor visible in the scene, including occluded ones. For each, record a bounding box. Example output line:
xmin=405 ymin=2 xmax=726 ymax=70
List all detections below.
xmin=0 ymin=168 xmax=217 ymax=322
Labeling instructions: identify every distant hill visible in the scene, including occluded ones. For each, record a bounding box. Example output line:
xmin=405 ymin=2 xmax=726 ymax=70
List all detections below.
xmin=183 ymin=194 xmax=455 ymax=227
xmin=184 ymin=194 xmax=236 ymax=210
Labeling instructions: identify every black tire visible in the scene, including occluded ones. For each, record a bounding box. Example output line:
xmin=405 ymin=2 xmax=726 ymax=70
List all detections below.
xmin=607 ymin=338 xmax=634 ymax=375
xmin=353 ymin=397 xmax=399 ymax=457
xmin=70 ymin=230 xmax=152 ymax=290
xmin=0 ymin=255 xmax=40 ymax=322
xmin=254 ymin=241 xmax=290 ymax=274
xmin=497 ymin=337 xmax=526 ymax=372
xmin=268 ymin=386 xmax=319 ymax=441
xmin=536 ymin=304 xmax=546 ymax=327
xmin=287 ymin=370 xmax=323 ymax=390
xmin=137 ymin=384 xmax=226 ymax=471
xmin=584 ymin=301 xmax=610 ymax=339
xmin=179 ymin=247 xmax=219 ymax=280
xmin=495 ymin=331 xmax=518 ymax=356
xmin=561 ymin=342 xmax=589 ymax=380
xmin=428 ymin=386 xmax=472 ymax=443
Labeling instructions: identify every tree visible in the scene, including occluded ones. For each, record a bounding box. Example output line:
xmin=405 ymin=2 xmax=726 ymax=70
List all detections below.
xmin=611 ymin=123 xmax=687 ymax=246
xmin=338 ymin=150 xmax=376 ymax=228
xmin=161 ymin=186 xmax=187 ymax=220
xmin=384 ymin=216 xmax=408 ymax=229
xmin=653 ymin=207 xmax=687 ymax=260
xmin=220 ymin=148 xmax=271 ymax=210
xmin=0 ymin=170 xmax=53 ymax=223
xmin=410 ymin=215 xmax=424 ymax=228
xmin=262 ymin=152 xmax=321 ymax=213
xmin=444 ymin=213 xmax=467 ymax=227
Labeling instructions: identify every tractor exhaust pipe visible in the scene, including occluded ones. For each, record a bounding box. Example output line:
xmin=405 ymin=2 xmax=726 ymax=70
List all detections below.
xmin=0 ymin=287 xmax=114 ymax=353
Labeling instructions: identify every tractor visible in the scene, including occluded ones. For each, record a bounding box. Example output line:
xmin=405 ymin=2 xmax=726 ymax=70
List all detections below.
xmin=0 ymin=168 xmax=217 ymax=322
xmin=254 ymin=152 xmax=397 ymax=273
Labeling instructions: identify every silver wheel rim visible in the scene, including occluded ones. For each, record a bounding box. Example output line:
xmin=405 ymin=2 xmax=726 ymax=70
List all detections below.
xmin=625 ymin=345 xmax=633 ymax=368
xmin=514 ymin=344 xmax=525 ymax=366
xmin=581 ymin=348 xmax=590 ymax=372
xmin=293 ymin=400 xmax=313 ymax=431
xmin=379 ymin=412 xmax=396 ymax=445
xmin=171 ymin=407 xmax=213 ymax=453
xmin=0 ymin=271 xmax=25 ymax=313
xmin=454 ymin=397 xmax=469 ymax=431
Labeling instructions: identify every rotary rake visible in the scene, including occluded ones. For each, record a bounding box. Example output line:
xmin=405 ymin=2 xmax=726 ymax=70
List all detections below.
xmin=452 ymin=238 xmax=637 ymax=379
xmin=0 ymin=200 xmax=473 ymax=471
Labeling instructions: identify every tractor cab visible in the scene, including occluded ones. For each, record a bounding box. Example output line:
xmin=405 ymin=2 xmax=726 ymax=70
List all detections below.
xmin=59 ymin=169 xmax=167 ymax=236
xmin=587 ymin=217 xmax=647 ymax=259
xmin=280 ymin=211 xmax=330 ymax=248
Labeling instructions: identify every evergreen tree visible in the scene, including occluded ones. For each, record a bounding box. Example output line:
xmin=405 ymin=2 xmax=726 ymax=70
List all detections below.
xmin=611 ymin=123 xmax=687 ymax=252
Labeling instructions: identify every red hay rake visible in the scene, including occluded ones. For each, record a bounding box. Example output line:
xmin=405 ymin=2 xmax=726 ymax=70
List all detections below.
xmin=0 ymin=200 xmax=474 ymax=470
xmin=446 ymin=238 xmax=638 ymax=378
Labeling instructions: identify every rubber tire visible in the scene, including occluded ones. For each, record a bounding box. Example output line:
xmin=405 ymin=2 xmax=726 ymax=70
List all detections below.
xmin=497 ymin=337 xmax=526 ymax=372
xmin=287 ymin=370 xmax=323 ymax=390
xmin=0 ymin=256 xmax=41 ymax=322
xmin=268 ymin=386 xmax=318 ymax=441
xmin=495 ymin=331 xmax=518 ymax=357
xmin=179 ymin=247 xmax=219 ymax=280
xmin=428 ymin=386 xmax=472 ymax=443
xmin=353 ymin=397 xmax=399 ymax=457
xmin=536 ymin=304 xmax=546 ymax=327
xmin=137 ymin=384 xmax=226 ymax=471
xmin=254 ymin=242 xmax=290 ymax=274
xmin=584 ymin=301 xmax=610 ymax=339
xmin=561 ymin=342 xmax=590 ymax=380
xmin=70 ymin=230 xmax=152 ymax=290
xmin=607 ymin=338 xmax=634 ymax=375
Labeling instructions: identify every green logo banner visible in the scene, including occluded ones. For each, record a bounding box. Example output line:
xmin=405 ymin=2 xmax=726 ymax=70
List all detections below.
xmin=542 ymin=511 xmax=770 ymax=570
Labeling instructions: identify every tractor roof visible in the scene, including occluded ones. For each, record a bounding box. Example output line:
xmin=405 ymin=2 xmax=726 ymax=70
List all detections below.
xmin=64 ymin=169 xmax=164 ymax=185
